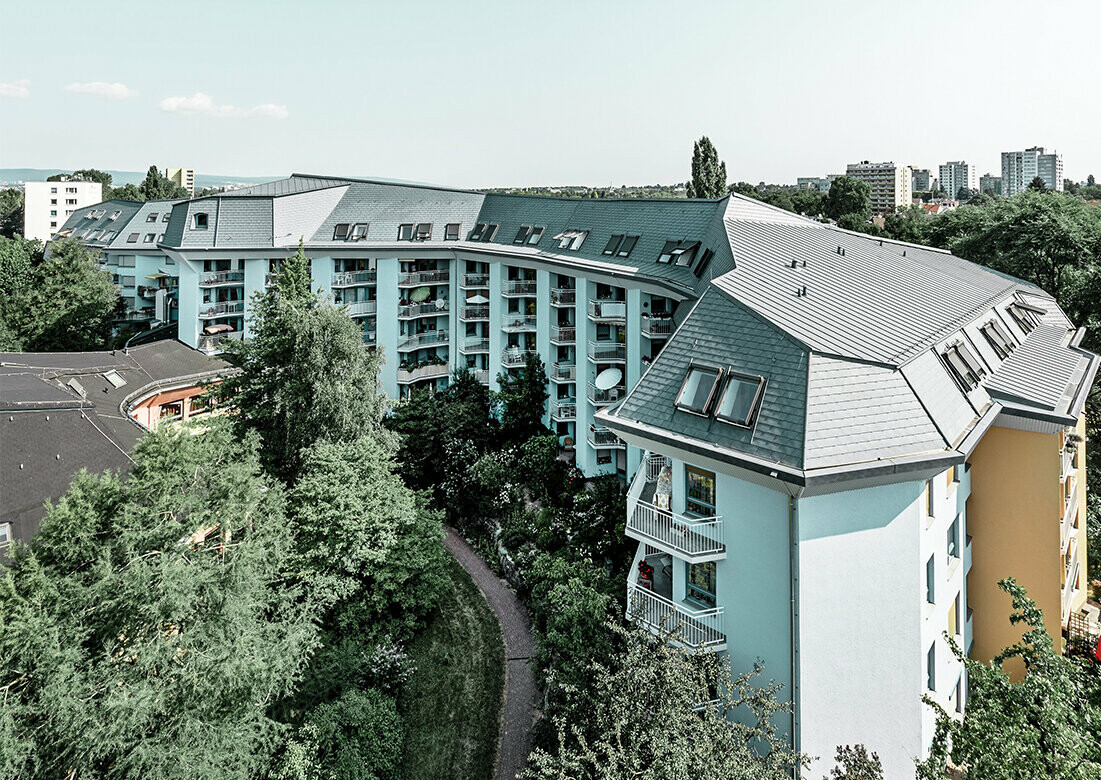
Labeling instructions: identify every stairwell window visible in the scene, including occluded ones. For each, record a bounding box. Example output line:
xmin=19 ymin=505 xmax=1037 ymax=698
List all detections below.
xmin=927 ymin=643 xmax=936 ymax=691
xmin=675 ymin=364 xmax=723 ymax=416
xmin=947 ymin=515 xmax=960 ymax=565
xmin=926 ymin=555 xmax=935 ymax=603
xmin=685 ymin=466 xmax=716 ymax=517
xmin=714 ymin=372 xmax=765 ymax=428
xmin=686 ymin=561 xmax=717 ymax=608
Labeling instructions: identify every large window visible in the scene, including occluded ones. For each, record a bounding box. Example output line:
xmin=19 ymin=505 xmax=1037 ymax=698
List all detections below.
xmin=675 ymin=364 xmax=722 ymax=415
xmin=685 ymin=466 xmax=716 ymax=517
xmin=714 ymin=373 xmax=764 ymax=427
xmin=686 ymin=561 xmax=716 ymax=608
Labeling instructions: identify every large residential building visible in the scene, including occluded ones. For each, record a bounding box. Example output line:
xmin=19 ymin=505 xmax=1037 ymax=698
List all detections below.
xmin=23 ymin=179 xmax=102 ymax=241
xmin=979 ymin=173 xmax=1003 ymax=197
xmin=911 ymin=168 xmax=933 ymax=192
xmin=938 ymin=161 xmax=977 ymax=199
xmin=1001 ymin=147 xmax=1064 ymax=195
xmin=845 ymin=161 xmax=912 ymax=216
xmin=166 ymin=167 xmax=196 ymax=196
xmin=796 ymin=176 xmax=834 ymax=192
xmin=52 ymin=175 xmax=1096 ymax=776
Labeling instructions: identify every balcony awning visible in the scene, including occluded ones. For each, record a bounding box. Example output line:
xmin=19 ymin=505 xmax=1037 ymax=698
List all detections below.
xmin=145 ymin=273 xmax=168 ymax=279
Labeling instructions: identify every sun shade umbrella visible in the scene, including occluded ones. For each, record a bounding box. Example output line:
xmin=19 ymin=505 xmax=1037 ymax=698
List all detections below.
xmin=594 ymin=367 xmax=623 ymax=390
xmin=204 ymin=324 xmax=234 ymax=335
xmin=410 ymin=286 xmax=431 ymax=303
xmin=467 ymin=293 xmax=489 ymax=304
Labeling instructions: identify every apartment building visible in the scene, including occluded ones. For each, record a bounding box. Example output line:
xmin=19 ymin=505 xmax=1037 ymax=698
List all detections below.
xmin=598 ymin=211 xmax=1096 ymax=776
xmin=23 ymin=179 xmax=102 ymax=241
xmin=845 ymin=161 xmax=912 ymax=216
xmin=1001 ymin=147 xmax=1064 ymax=195
xmin=938 ymin=161 xmax=977 ymax=199
xmin=55 ymin=199 xmax=182 ymax=324
xmin=166 ymin=167 xmax=195 ymax=196
xmin=796 ymin=176 xmax=834 ymax=192
xmin=979 ymin=173 xmax=1003 ymax=196
xmin=911 ymin=168 xmax=933 ymax=192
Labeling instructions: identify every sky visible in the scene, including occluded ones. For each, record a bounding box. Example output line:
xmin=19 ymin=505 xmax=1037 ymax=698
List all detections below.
xmin=1 ymin=0 xmax=1099 ymax=188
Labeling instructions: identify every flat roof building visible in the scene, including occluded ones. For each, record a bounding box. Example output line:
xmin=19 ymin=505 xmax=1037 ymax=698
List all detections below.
xmin=845 ymin=161 xmax=912 ymax=216
xmin=1002 ymin=147 xmax=1063 ymax=195
xmin=166 ymin=167 xmax=195 ymax=196
xmin=23 ymin=179 xmax=102 ymax=242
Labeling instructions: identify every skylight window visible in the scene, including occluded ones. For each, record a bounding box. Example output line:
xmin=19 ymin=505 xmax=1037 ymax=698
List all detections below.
xmin=942 ymin=342 xmax=987 ymax=391
xmin=715 ymin=373 xmax=765 ymax=427
xmin=1008 ymin=303 xmax=1039 ymax=334
xmin=603 ymin=234 xmax=624 ymax=255
xmin=514 ymin=226 xmax=531 ymax=244
xmin=333 ymin=223 xmax=351 ymax=240
xmin=675 ymin=364 xmax=724 ymax=415
xmin=693 ymin=248 xmax=715 ymax=279
xmin=127 ymin=232 xmax=139 ymax=243
xmin=527 ymin=226 xmax=544 ymax=244
xmin=143 ymin=233 xmax=155 ymax=243
xmin=350 ymin=223 xmax=369 ymax=240
xmin=470 ymin=223 xmax=487 ymax=240
xmin=444 ymin=223 xmax=460 ymax=241
xmin=657 ymin=240 xmax=700 ymax=265
xmin=617 ymin=235 xmax=639 ymax=257
xmin=103 ymin=370 xmax=127 ymax=389
xmin=147 ymin=213 xmax=158 ymax=222
xmin=553 ymin=230 xmax=588 ymax=250
xmin=481 ymin=224 xmax=499 ymax=241
xmin=157 ymin=233 xmax=164 ymax=243
xmin=162 ymin=213 xmax=171 ymax=222
xmin=398 ymin=223 xmax=414 ymax=240
xmin=980 ymin=320 xmax=1015 ymax=359
xmin=109 ymin=210 xmax=122 ymax=220
xmin=415 ymin=223 xmax=432 ymax=240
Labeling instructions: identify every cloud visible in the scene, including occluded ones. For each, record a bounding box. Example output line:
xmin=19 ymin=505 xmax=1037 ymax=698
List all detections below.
xmin=0 ymin=80 xmax=30 ymax=99
xmin=158 ymin=92 xmax=288 ymax=119
xmin=64 ymin=81 xmax=138 ymax=99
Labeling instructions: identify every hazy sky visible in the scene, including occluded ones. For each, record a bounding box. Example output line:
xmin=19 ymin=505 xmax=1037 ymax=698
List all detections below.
xmin=1 ymin=0 xmax=1098 ymax=188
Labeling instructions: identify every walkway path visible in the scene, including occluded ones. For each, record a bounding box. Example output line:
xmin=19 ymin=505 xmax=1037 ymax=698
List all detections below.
xmin=443 ymin=527 xmax=538 ymax=780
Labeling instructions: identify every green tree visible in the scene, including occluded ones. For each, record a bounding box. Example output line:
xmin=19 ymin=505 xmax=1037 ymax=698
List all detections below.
xmin=917 ymin=579 xmax=1101 ymax=780
xmin=111 ymin=182 xmax=145 ymax=202
xmin=791 ymin=188 xmax=827 ymax=217
xmin=1027 ymin=176 xmax=1048 ymax=192
xmin=686 ymin=136 xmax=728 ymax=199
xmin=0 ymin=188 xmax=24 ymax=238
xmin=1090 ymin=174 xmax=1097 ymax=187
xmin=0 ymin=425 xmax=318 ymax=779
xmin=0 ymin=235 xmax=38 ymax=349
xmin=275 ymin=239 xmax=313 ymax=304
xmin=140 ymin=165 xmax=189 ymax=201
xmin=825 ymin=176 xmax=871 ymax=222
xmin=882 ymin=205 xmax=930 ymax=244
xmin=825 ymin=745 xmax=883 ymax=779
xmin=497 ymin=352 xmax=551 ymax=445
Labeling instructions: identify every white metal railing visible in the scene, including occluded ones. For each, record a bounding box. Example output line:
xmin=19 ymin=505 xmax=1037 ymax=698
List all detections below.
xmin=588 ymin=340 xmax=625 ymax=362
xmin=588 ymin=299 xmax=627 ymax=321
xmin=199 ymin=270 xmax=245 ymax=286
xmin=627 ymin=502 xmax=725 ymax=560
xmin=472 ymin=369 xmax=490 ymax=384
xmin=460 ymin=337 xmax=490 ymax=353
xmin=399 ymin=270 xmax=449 ymax=286
xmin=502 ymin=315 xmax=537 ymax=332
xmin=627 ymin=584 xmax=725 ymax=650
xmin=588 ymin=426 xmax=625 ymax=449
xmin=642 ymin=317 xmax=674 ymax=337
xmin=399 ymin=301 xmax=448 ymax=318
xmin=333 ymin=270 xmax=377 ymax=287
xmin=1064 ymin=477 xmax=1079 ymax=524
xmin=199 ymin=300 xmax=245 ymax=318
xmin=460 ymin=305 xmax=489 ymax=320
xmin=1061 ymin=447 xmax=1077 ymax=482
xmin=398 ymin=330 xmax=449 ymax=351
xmin=646 ymin=452 xmax=671 ymax=481
xmin=588 ymin=382 xmax=625 ymax=406
xmin=551 ymin=401 xmax=576 ymax=420
xmin=344 ymin=300 xmax=377 ymax=317
xmin=501 ymin=348 xmax=536 ymax=368
xmin=502 ymin=279 xmax=537 ymax=296
xmin=550 ymin=325 xmax=576 ymax=343
xmin=551 ymin=362 xmax=576 ymax=381
xmin=461 ymin=273 xmax=489 ymax=288
xmin=550 ymin=288 xmax=576 ymax=306
xmin=397 ymin=363 xmax=449 ymax=383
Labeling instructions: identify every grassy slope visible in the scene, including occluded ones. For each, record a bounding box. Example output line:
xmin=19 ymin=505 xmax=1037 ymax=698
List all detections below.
xmin=399 ymin=556 xmax=505 ymax=780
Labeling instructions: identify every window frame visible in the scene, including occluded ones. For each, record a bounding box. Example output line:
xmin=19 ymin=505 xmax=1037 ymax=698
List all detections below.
xmin=942 ymin=341 xmax=986 ymax=391
xmin=146 ymin=213 xmax=158 ymax=222
xmin=191 ymin=213 xmax=209 ymax=230
xmin=333 ymin=223 xmax=351 ymax=240
xmin=514 ymin=225 xmax=531 ymax=244
xmin=527 ymin=226 xmax=544 ymax=244
xmin=693 ymin=248 xmax=715 ymax=278
xmin=415 ymin=222 xmax=432 ymax=240
xmin=444 ymin=223 xmax=461 ymax=241
xmin=947 ymin=515 xmax=960 ymax=564
xmin=927 ymin=643 xmax=936 ymax=691
xmin=674 ymin=362 xmax=724 ymax=417
xmin=617 ymin=235 xmax=639 ymax=258
xmin=397 ymin=223 xmax=414 ymax=241
xmin=482 ymin=224 xmax=499 ymax=241
xmin=470 ymin=223 xmax=487 ymax=241
xmin=143 ymin=233 xmax=155 ymax=243
xmin=926 ymin=554 xmax=935 ymax=604
xmin=684 ymin=465 xmax=717 ymax=517
xmin=162 ymin=212 xmax=171 ymax=222
xmin=350 ymin=223 xmax=369 ymax=240
xmin=685 ymin=560 xmax=717 ymax=608
xmin=126 ymin=232 xmax=139 ymax=243
xmin=602 ymin=234 xmax=624 ymax=255
xmin=713 ymin=371 xmax=766 ymax=428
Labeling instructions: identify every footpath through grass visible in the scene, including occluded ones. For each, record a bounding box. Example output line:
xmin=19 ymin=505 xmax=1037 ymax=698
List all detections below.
xmin=399 ymin=555 xmax=505 ymax=780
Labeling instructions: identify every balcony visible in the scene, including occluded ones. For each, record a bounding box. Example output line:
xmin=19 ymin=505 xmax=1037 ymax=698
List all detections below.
xmin=198 ymin=330 xmax=243 ymax=355
xmin=551 ymin=400 xmax=576 ymax=421
xmin=399 ymin=270 xmax=449 ymax=287
xmin=199 ymin=301 xmax=245 ymax=318
xmin=399 ymin=301 xmax=449 ymax=319
xmin=550 ymin=325 xmax=575 ymax=344
xmin=501 ymin=348 xmax=536 ymax=368
xmin=1061 ymin=446 xmax=1077 ymax=482
xmin=333 ymin=270 xmax=377 ymax=287
xmin=550 ymin=288 xmax=576 ymax=307
xmin=588 ymin=426 xmax=625 ymax=450
xmin=641 ymin=316 xmax=674 ymax=338
xmin=472 ymin=368 xmax=490 ymax=385
xmin=398 ymin=330 xmax=449 ymax=352
xmin=460 ymin=305 xmax=489 ymax=321
xmin=461 ymin=273 xmax=489 ymax=289
xmin=502 ymin=279 xmax=537 ymax=297
xmin=550 ymin=362 xmax=576 ymax=382
xmin=460 ymin=337 xmax=490 ymax=354
xmin=964 ymin=534 xmax=972 ymax=575
xmin=343 ymin=300 xmax=377 ymax=317
xmin=588 ymin=299 xmax=626 ymax=322
xmin=627 ymin=502 xmax=724 ymax=563
xmin=363 ymin=330 xmax=377 ymax=346
xmin=587 ymin=340 xmax=625 ymax=363
xmin=198 ymin=270 xmax=245 ymax=287
xmin=587 ymin=382 xmax=626 ymax=406
xmin=502 ymin=315 xmax=537 ymax=333
xmin=397 ymin=363 xmax=450 ymax=384
xmin=627 ymin=583 xmax=725 ymax=651
xmin=137 ymin=285 xmax=160 ymax=298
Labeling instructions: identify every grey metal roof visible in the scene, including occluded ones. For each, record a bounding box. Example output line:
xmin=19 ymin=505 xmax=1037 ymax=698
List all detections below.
xmin=985 ymin=325 xmax=1092 ymax=416
xmin=214 ymin=175 xmax=353 ymax=198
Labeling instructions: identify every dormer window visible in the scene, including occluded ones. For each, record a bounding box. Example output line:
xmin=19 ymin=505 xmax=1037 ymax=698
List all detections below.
xmin=333 ymin=223 xmax=351 ymax=240
xmin=980 ymin=320 xmax=1015 ymax=359
xmin=942 ymin=342 xmax=986 ymax=391
xmin=527 ymin=226 xmax=544 ymax=244
xmin=398 ymin=223 xmax=414 ymax=240
xmin=470 ymin=223 xmax=487 ymax=240
xmin=715 ymin=373 xmax=765 ymax=427
xmin=192 ymin=213 xmax=209 ymax=230
xmin=675 ymin=364 xmax=723 ymax=415
xmin=553 ymin=229 xmax=588 ymax=250
xmin=109 ymin=210 xmax=122 ymax=220
xmin=415 ymin=223 xmax=432 ymax=240
xmin=350 ymin=223 xmax=369 ymax=240
xmin=444 ymin=223 xmax=460 ymax=241
xmin=147 ymin=213 xmax=158 ymax=222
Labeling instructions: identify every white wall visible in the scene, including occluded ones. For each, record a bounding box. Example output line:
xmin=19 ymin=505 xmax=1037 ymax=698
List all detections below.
xmin=24 ymin=181 xmax=102 ymax=242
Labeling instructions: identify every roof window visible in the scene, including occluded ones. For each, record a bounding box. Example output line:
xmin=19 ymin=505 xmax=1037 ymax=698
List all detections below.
xmin=109 ymin=210 xmax=122 ymax=220
xmin=528 ymin=226 xmax=544 ymax=244
xmin=103 ymin=370 xmax=126 ymax=389
xmin=398 ymin=223 xmax=414 ymax=240
xmin=942 ymin=342 xmax=986 ymax=391
xmin=444 ymin=223 xmax=460 ymax=241
xmin=126 ymin=233 xmax=139 ymax=243
xmin=675 ymin=364 xmax=724 ymax=416
xmin=470 ymin=223 xmax=487 ymax=240
xmin=1008 ymin=302 xmax=1040 ymax=334
xmin=603 ymin=234 xmax=624 ymax=255
xmin=617 ymin=235 xmax=639 ymax=257
xmin=514 ymin=226 xmax=532 ymax=244
xmin=333 ymin=223 xmax=351 ymax=240
xmin=162 ymin=213 xmax=171 ymax=222
xmin=147 ymin=213 xmax=158 ymax=222
xmin=980 ymin=320 xmax=1015 ymax=359
xmin=143 ymin=233 xmax=155 ymax=243
xmin=657 ymin=240 xmax=700 ymax=265
xmin=481 ymin=224 xmax=499 ymax=241
xmin=715 ymin=372 xmax=765 ymax=427
xmin=693 ymin=248 xmax=715 ymax=279
xmin=156 ymin=233 xmax=164 ymax=243
xmin=553 ymin=229 xmax=588 ymax=250
xmin=350 ymin=223 xmax=369 ymax=240
xmin=415 ymin=223 xmax=432 ymax=240
xmin=192 ymin=213 xmax=208 ymax=230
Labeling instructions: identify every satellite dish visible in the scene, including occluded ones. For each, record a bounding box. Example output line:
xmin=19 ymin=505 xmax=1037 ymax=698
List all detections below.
xmin=594 ymin=367 xmax=622 ymax=390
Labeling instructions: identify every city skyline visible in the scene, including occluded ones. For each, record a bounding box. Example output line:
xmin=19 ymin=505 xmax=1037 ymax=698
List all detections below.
xmin=1 ymin=0 xmax=1099 ymax=188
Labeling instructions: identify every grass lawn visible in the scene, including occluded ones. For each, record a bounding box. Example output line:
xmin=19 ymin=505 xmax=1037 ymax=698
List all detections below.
xmin=399 ymin=555 xmax=505 ymax=780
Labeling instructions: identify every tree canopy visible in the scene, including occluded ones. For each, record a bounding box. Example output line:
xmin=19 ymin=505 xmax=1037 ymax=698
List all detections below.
xmin=825 ymin=176 xmax=871 ymax=222
xmin=686 ymin=136 xmax=728 ymax=199
xmin=496 ymin=352 xmax=551 ymax=445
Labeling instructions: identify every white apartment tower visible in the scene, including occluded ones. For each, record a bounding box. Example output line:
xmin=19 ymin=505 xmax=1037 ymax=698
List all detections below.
xmin=166 ymin=168 xmax=196 ymax=196
xmin=1001 ymin=147 xmax=1064 ymax=196
xmin=845 ymin=161 xmax=912 ymax=216
xmin=23 ymin=180 xmax=103 ymax=242
xmin=938 ymin=161 xmax=977 ymax=199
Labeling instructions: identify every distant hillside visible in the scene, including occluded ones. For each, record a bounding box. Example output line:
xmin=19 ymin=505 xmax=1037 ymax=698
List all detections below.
xmin=0 ymin=168 xmax=279 ymax=190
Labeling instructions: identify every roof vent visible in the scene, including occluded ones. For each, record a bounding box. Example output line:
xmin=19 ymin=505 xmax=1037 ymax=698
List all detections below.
xmin=902 ymin=250 xmax=907 ymax=257
xmin=796 ymin=285 xmax=808 ymax=297
xmin=802 ymin=259 xmax=807 ymax=267
xmin=790 ymin=260 xmax=798 ymax=269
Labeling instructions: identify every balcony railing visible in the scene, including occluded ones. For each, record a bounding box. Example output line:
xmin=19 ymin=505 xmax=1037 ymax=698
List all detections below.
xmin=343 ymin=300 xmax=377 ymax=317
xmin=461 ymin=273 xmax=490 ymax=288
xmin=199 ymin=270 xmax=245 ymax=286
xmin=398 ymin=330 xmax=449 ymax=351
xmin=588 ymin=299 xmax=626 ymax=322
xmin=550 ymin=325 xmax=575 ymax=343
xmin=551 ymin=401 xmax=576 ymax=420
xmin=501 ymin=348 xmax=536 ymax=368
xmin=199 ymin=301 xmax=245 ymax=318
xmin=588 ymin=340 xmax=625 ymax=362
xmin=460 ymin=337 xmax=490 ymax=354
xmin=333 ymin=270 xmax=377 ymax=287
xmin=198 ymin=330 xmax=243 ymax=355
xmin=399 ymin=301 xmax=449 ymax=319
xmin=460 ymin=305 xmax=489 ymax=321
xmin=1062 ymin=446 xmax=1077 ymax=482
xmin=397 ymin=363 xmax=450 ymax=383
xmin=399 ymin=270 xmax=449 ymax=287
xmin=627 ymin=502 xmax=724 ymax=562
xmin=502 ymin=279 xmax=537 ymax=296
xmin=137 ymin=285 xmax=160 ymax=298
xmin=502 ymin=315 xmax=537 ymax=332
xmin=550 ymin=362 xmax=576 ymax=382
xmin=1065 ymin=476 xmax=1079 ymax=523
xmin=627 ymin=584 xmax=726 ymax=650
xmin=588 ymin=382 xmax=626 ymax=406
xmin=472 ymin=368 xmax=490 ymax=385
xmin=641 ymin=317 xmax=675 ymax=338
xmin=550 ymin=288 xmax=576 ymax=307
xmin=588 ymin=426 xmax=625 ymax=450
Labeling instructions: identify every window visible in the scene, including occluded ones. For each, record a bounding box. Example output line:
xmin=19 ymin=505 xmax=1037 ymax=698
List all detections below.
xmin=157 ymin=234 xmax=164 ymax=243
xmin=926 ymin=554 xmax=935 ymax=603
xmin=50 ymin=221 xmax=57 ymax=228
xmin=333 ymin=223 xmax=351 ymax=240
xmin=109 ymin=210 xmax=122 ymax=220
xmin=103 ymin=231 xmax=117 ymax=242
xmin=50 ymin=187 xmax=57 ymax=193
xmin=66 ymin=199 xmax=77 ymax=205
xmin=927 ymin=643 xmax=936 ymax=691
xmin=398 ymin=223 xmax=414 ymax=240
xmin=553 ymin=229 xmax=588 ymax=250
xmin=514 ymin=226 xmax=532 ymax=244
xmin=603 ymin=234 xmax=624 ymax=255
xmin=617 ymin=235 xmax=639 ymax=257
xmin=192 ymin=213 xmax=209 ymax=229
xmin=528 ymin=226 xmax=544 ymax=244
xmin=50 ymin=199 xmax=57 ymax=205
xmin=675 ymin=364 xmax=723 ymax=415
xmin=50 ymin=210 xmax=56 ymax=216
xmin=470 ymin=223 xmax=487 ymax=240
xmin=947 ymin=464 xmax=959 ymax=487
xmin=1008 ymin=303 xmax=1037 ymax=334
xmin=942 ymin=342 xmax=986 ymax=391
xmin=415 ymin=223 xmax=432 ymax=240
xmin=143 ymin=233 xmax=155 ymax=243
xmin=714 ymin=372 xmax=765 ymax=427
xmin=444 ymin=223 xmax=460 ymax=241
xmin=657 ymin=239 xmax=699 ymax=265
xmin=686 ymin=561 xmax=716 ymax=608
xmin=481 ymin=224 xmax=499 ymax=241
xmin=925 ymin=479 xmax=935 ymax=517
xmin=694 ymin=248 xmax=715 ymax=278
xmin=350 ymin=223 xmax=368 ymax=240
xmin=162 ymin=213 xmax=170 ymax=222
xmin=947 ymin=515 xmax=960 ymax=563
xmin=66 ymin=187 xmax=76 ymax=193
xmin=981 ymin=320 xmax=1014 ymax=359
xmin=126 ymin=233 xmax=139 ymax=243
xmin=0 ymin=522 xmax=11 ymax=547
xmin=685 ymin=466 xmax=716 ymax=516
xmin=147 ymin=213 xmax=158 ymax=222
xmin=949 ymin=593 xmax=960 ymax=637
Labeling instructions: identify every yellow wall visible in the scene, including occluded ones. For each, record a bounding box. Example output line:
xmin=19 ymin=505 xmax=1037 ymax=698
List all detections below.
xmin=1067 ymin=415 xmax=1089 ymax=617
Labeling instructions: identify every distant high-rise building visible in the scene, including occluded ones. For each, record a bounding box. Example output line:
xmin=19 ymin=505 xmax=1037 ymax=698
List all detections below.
xmin=938 ymin=161 xmax=977 ymax=200
xmin=979 ymin=173 xmax=1003 ymax=197
xmin=165 ymin=167 xmax=195 ymax=196
xmin=23 ymin=179 xmax=103 ymax=242
xmin=796 ymin=176 xmax=835 ymax=192
xmin=1001 ymin=148 xmax=1063 ymax=196
xmin=911 ymin=169 xmax=932 ymax=192
xmin=845 ymin=161 xmax=912 ymax=216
